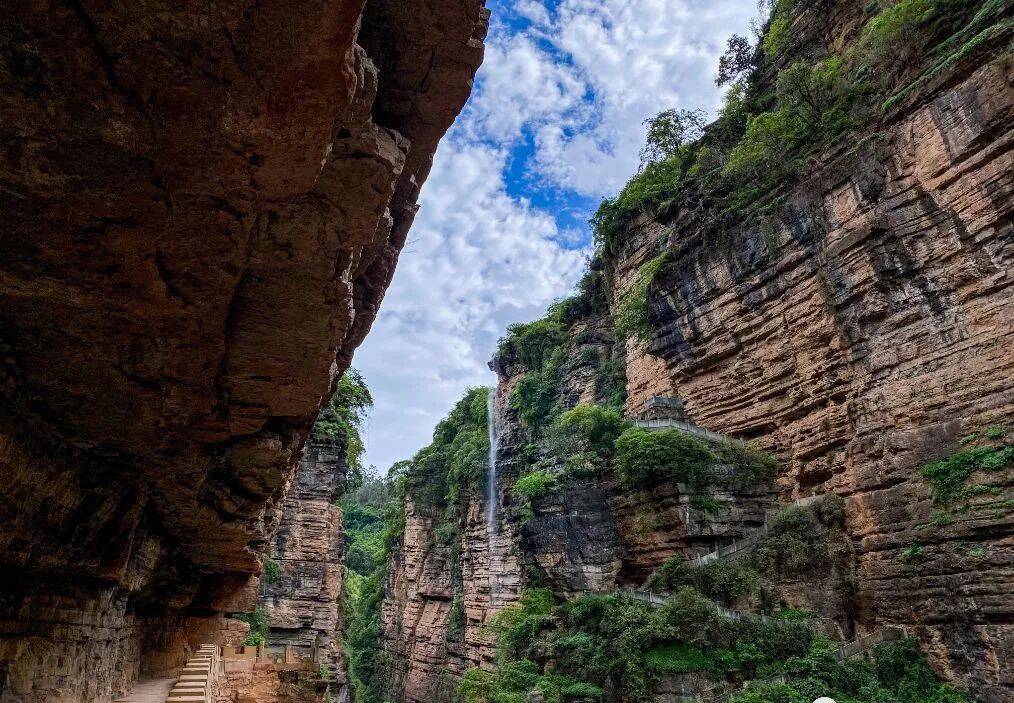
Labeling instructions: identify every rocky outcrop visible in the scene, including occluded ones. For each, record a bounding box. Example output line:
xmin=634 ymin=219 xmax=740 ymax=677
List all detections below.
xmin=380 ymin=490 xmax=522 ymax=703
xmin=623 ymin=54 xmax=1013 ymax=702
xmin=0 ymin=0 xmax=488 ymax=700
xmin=379 ymin=329 xmax=781 ymax=702
xmin=378 ymin=7 xmax=1012 ymax=701
xmin=260 ymin=438 xmax=348 ymax=685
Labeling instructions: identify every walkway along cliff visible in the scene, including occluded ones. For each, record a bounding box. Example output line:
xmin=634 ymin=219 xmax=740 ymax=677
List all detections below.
xmin=368 ymin=1 xmax=1013 ymax=702
xmin=0 ymin=0 xmax=488 ymax=699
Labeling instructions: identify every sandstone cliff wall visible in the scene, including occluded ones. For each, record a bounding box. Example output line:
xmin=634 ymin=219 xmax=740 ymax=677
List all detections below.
xmin=261 ymin=438 xmax=348 ymax=686
xmin=0 ymin=1 xmax=488 ymax=700
xmin=378 ymin=8 xmax=1013 ymax=701
xmin=625 ymin=57 xmax=1013 ymax=699
xmin=378 ymin=328 xmax=783 ymax=702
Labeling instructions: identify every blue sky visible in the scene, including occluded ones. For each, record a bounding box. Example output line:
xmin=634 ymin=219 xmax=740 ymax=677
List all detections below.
xmin=356 ymin=0 xmax=758 ymax=472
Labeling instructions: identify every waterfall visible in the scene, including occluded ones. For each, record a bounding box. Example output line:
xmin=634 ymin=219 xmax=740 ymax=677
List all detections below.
xmin=486 ymin=387 xmax=499 ymax=536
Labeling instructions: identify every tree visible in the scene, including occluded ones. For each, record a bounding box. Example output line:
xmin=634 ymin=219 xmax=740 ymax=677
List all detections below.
xmin=313 ymin=368 xmax=373 ymax=487
xmin=639 ymin=108 xmax=706 ymax=165
xmin=716 ymin=34 xmax=754 ymax=86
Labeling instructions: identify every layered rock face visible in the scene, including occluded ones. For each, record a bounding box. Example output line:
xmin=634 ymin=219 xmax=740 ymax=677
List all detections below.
xmin=0 ymin=0 xmax=487 ymax=700
xmin=380 ymin=489 xmax=522 ymax=703
xmin=379 ymin=346 xmax=780 ymax=702
xmin=378 ymin=10 xmax=1012 ymax=702
xmin=626 ymin=57 xmax=1013 ymax=701
xmin=260 ymin=438 xmax=348 ymax=684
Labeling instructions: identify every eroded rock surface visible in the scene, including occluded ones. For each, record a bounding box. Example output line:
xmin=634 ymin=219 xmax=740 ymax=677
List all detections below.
xmin=626 ymin=59 xmax=1014 ymax=700
xmin=0 ymin=0 xmax=488 ymax=700
xmin=260 ymin=438 xmax=348 ymax=685
xmin=378 ymin=25 xmax=1013 ymax=703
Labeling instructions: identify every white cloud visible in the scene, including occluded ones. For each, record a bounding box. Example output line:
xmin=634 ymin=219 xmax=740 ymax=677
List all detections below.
xmin=460 ymin=29 xmax=587 ymax=146
xmin=356 ymin=141 xmax=587 ymax=471
xmin=530 ymin=0 xmax=758 ymax=195
xmin=354 ymin=0 xmax=756 ymax=470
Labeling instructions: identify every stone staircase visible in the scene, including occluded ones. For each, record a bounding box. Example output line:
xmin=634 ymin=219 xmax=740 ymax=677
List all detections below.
xmin=166 ymin=645 xmax=220 ymax=703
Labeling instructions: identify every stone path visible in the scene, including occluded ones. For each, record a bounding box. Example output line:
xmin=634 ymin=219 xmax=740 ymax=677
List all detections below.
xmin=115 ymin=678 xmax=176 ymax=703
xmin=688 ymin=493 xmax=827 ymax=567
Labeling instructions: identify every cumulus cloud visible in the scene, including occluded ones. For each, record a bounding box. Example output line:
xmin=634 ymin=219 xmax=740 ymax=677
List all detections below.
xmin=355 ymin=0 xmax=756 ymax=470
xmin=530 ymin=0 xmax=758 ymax=195
xmin=356 ymin=140 xmax=587 ymax=470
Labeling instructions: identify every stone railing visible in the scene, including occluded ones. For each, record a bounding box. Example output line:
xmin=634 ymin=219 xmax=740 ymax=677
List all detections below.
xmin=617 ymin=588 xmax=778 ymax=625
xmin=835 ymin=626 xmax=907 ymax=662
xmin=166 ymin=644 xmax=219 ymax=702
xmin=632 ymin=418 xmax=729 ymax=444
xmin=219 ymin=642 xmax=318 ymax=678
xmin=688 ymin=493 xmax=829 ymax=568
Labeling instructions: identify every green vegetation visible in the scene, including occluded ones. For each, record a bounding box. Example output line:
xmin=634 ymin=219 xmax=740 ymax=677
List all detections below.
xmin=920 ymin=442 xmax=1013 ymax=505
xmin=714 ymin=439 xmax=782 ymax=489
xmin=498 ymin=318 xmax=568 ymax=373
xmin=900 ymin=544 xmax=926 ymax=562
xmin=881 ymin=0 xmax=1013 ymax=111
xmin=644 ymin=496 xmax=854 ymax=613
xmin=727 ymin=636 xmax=965 ymax=703
xmin=462 ymin=587 xmax=816 ymax=703
xmin=513 ymin=470 xmax=560 ymax=523
xmin=613 ymin=253 xmax=669 ymax=343
xmin=458 ymin=660 xmax=601 ymax=703
xmin=512 ymin=354 xmax=566 ymax=436
xmin=462 ymin=587 xmax=963 ymax=703
xmin=499 ymin=273 xmax=626 ymax=440
xmin=263 ymin=558 xmax=280 ymax=585
xmin=691 ymin=495 xmax=727 ymax=514
xmin=514 ymin=471 xmax=559 ymax=500
xmin=592 ymin=354 xmax=627 ymax=409
xmin=343 ymin=566 xmax=390 ymax=703
xmin=404 ymin=387 xmax=491 ymax=513
xmin=761 ymin=0 xmax=802 ymax=57
xmin=342 ymin=387 xmax=509 ymax=702
xmin=313 ymin=368 xmax=373 ymax=488
xmin=236 ymin=606 xmax=269 ymax=647
xmin=646 ymin=559 xmax=760 ymax=607
xmin=614 ymin=426 xmax=714 ymax=490
xmin=774 ymin=607 xmax=816 ymax=621
xmin=986 ymin=425 xmax=1007 ymax=440
xmin=591 ymin=0 xmax=1005 ymax=260
xmin=550 ymin=404 xmax=629 ymax=465
xmin=751 ymin=499 xmax=850 ymax=579
xmin=340 ymin=471 xmax=405 ymax=703
xmin=342 ymin=491 xmax=400 ymax=576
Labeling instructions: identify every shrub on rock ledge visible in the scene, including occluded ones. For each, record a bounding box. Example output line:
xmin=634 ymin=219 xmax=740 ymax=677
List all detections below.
xmin=614 ymin=426 xmax=714 ymax=490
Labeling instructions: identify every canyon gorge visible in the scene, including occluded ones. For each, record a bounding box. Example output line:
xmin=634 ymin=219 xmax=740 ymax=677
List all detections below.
xmin=1 ymin=0 xmax=1012 ymax=703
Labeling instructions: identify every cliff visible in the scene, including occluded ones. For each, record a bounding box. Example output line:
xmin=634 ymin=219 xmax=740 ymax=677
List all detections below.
xmin=635 ymin=61 xmax=1014 ymax=698
xmin=376 ymin=1 xmax=1013 ymax=701
xmin=260 ymin=438 xmax=349 ymax=685
xmin=0 ymin=0 xmax=488 ymax=700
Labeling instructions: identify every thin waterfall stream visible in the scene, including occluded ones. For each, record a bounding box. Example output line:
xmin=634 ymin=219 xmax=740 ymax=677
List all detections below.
xmin=486 ymin=387 xmax=499 ymax=536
